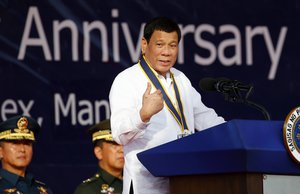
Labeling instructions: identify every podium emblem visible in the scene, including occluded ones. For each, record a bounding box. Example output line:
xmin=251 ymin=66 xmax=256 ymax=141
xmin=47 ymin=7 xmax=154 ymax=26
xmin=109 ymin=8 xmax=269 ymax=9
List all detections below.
xmin=283 ymin=106 xmax=300 ymax=163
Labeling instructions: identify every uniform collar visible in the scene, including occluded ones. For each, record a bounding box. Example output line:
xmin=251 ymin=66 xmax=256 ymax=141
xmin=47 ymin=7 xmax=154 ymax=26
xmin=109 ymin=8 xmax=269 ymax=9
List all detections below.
xmin=98 ymin=167 xmax=121 ymax=185
xmin=0 ymin=169 xmax=35 ymax=186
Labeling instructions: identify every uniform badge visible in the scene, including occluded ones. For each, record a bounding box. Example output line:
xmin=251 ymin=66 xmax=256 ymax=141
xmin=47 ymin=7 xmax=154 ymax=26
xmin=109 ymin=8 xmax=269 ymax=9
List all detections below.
xmin=283 ymin=106 xmax=300 ymax=163
xmin=101 ymin=184 xmax=109 ymax=193
xmin=101 ymin=184 xmax=115 ymax=194
xmin=37 ymin=186 xmax=48 ymax=194
xmin=107 ymin=187 xmax=114 ymax=194
xmin=3 ymin=188 xmax=17 ymax=193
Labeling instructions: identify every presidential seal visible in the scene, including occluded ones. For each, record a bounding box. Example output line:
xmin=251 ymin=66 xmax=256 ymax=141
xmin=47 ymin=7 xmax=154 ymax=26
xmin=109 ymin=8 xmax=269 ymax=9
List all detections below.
xmin=283 ymin=106 xmax=300 ymax=163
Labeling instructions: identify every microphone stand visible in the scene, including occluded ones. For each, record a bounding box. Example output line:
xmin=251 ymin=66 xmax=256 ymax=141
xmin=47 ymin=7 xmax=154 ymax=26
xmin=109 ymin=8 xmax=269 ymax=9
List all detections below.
xmin=243 ymin=100 xmax=271 ymax=120
xmin=223 ymin=81 xmax=271 ymax=120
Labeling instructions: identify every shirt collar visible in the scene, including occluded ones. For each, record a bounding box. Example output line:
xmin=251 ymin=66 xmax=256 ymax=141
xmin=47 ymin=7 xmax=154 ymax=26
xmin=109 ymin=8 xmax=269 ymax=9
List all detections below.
xmin=152 ymin=69 xmax=171 ymax=78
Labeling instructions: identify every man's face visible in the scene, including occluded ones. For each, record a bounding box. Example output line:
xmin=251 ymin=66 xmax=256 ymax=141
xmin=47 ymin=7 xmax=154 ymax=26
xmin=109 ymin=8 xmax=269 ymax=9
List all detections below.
xmin=142 ymin=30 xmax=179 ymax=77
xmin=98 ymin=142 xmax=124 ymax=173
xmin=0 ymin=140 xmax=33 ymax=174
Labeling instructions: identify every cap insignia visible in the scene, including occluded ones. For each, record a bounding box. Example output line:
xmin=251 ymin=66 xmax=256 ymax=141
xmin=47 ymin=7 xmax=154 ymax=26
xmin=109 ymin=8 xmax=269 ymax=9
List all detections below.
xmin=15 ymin=117 xmax=29 ymax=133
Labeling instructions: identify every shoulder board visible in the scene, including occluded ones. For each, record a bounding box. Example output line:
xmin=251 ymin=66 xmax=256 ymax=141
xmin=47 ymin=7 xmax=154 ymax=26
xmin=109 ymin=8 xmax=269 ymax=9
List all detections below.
xmin=82 ymin=173 xmax=100 ymax=184
xmin=35 ymin=180 xmax=46 ymax=186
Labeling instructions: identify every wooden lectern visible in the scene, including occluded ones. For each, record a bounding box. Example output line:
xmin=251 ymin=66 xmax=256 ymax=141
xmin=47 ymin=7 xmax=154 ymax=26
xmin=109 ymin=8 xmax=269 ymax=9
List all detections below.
xmin=137 ymin=120 xmax=300 ymax=194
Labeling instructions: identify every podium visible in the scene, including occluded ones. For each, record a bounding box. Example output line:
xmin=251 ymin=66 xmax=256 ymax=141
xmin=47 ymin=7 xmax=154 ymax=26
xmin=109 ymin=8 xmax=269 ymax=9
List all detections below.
xmin=137 ymin=120 xmax=300 ymax=194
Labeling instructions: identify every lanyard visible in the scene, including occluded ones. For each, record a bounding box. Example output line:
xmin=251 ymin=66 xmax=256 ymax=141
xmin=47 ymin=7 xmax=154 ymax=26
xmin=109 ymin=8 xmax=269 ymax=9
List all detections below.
xmin=139 ymin=56 xmax=189 ymax=131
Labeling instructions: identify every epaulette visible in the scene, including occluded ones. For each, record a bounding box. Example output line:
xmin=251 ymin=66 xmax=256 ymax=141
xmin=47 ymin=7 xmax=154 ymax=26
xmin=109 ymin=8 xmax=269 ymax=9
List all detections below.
xmin=82 ymin=173 xmax=101 ymax=184
xmin=35 ymin=180 xmax=46 ymax=186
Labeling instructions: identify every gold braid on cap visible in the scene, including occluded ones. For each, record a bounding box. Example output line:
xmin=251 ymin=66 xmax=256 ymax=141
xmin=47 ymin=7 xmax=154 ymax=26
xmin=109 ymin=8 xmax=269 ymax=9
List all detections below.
xmin=92 ymin=129 xmax=113 ymax=142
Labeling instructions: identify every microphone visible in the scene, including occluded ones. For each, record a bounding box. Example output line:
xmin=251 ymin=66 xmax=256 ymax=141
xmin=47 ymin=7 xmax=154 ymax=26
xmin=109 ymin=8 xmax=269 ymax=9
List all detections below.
xmin=199 ymin=77 xmax=252 ymax=93
xmin=199 ymin=77 xmax=271 ymax=120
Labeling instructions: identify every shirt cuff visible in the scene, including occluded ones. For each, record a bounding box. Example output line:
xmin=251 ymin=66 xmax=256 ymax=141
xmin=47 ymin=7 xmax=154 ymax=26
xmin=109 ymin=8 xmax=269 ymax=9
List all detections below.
xmin=136 ymin=112 xmax=149 ymax=130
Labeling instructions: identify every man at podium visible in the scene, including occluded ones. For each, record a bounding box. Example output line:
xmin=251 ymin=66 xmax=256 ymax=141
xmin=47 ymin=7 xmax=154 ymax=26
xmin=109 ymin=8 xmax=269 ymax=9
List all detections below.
xmin=109 ymin=16 xmax=225 ymax=194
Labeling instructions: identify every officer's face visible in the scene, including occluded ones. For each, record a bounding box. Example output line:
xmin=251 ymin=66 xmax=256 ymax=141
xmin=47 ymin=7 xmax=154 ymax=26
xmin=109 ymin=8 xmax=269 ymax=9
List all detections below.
xmin=141 ymin=30 xmax=179 ymax=78
xmin=98 ymin=142 xmax=124 ymax=172
xmin=0 ymin=140 xmax=33 ymax=175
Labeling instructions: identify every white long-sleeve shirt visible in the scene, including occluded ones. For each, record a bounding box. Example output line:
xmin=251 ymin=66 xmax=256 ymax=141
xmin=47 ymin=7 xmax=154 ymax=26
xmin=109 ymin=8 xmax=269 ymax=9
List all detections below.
xmin=109 ymin=63 xmax=225 ymax=194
